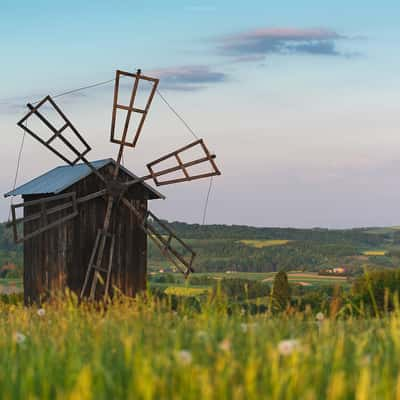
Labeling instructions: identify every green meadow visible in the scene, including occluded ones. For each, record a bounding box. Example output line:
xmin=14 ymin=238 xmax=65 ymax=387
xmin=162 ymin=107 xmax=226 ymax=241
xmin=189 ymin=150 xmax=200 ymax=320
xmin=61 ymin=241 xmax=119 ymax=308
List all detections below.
xmin=1 ymin=296 xmax=400 ymax=399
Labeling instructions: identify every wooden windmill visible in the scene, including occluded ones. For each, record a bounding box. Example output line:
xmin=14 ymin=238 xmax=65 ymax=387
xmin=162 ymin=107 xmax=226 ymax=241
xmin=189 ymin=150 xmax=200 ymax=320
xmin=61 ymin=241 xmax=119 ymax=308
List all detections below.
xmin=5 ymin=69 xmax=221 ymax=303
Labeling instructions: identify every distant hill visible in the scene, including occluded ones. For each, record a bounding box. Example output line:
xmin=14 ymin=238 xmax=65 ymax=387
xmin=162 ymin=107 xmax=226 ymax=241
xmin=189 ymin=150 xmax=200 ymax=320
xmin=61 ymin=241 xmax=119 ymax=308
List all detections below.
xmin=149 ymin=222 xmax=400 ymax=274
xmin=1 ymin=221 xmax=399 ymax=277
xmin=166 ymin=221 xmax=388 ymax=245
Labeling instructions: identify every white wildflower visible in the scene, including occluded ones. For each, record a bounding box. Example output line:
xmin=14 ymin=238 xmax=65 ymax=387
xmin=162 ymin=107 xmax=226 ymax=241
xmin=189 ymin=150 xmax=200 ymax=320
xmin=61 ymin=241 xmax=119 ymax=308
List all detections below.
xmin=241 ymin=323 xmax=258 ymax=333
xmin=316 ymin=312 xmax=325 ymax=322
xmin=219 ymin=338 xmax=231 ymax=352
xmin=14 ymin=332 xmax=26 ymax=344
xmin=37 ymin=308 xmax=45 ymax=317
xmin=277 ymin=339 xmax=300 ymax=356
xmin=176 ymin=350 xmax=192 ymax=365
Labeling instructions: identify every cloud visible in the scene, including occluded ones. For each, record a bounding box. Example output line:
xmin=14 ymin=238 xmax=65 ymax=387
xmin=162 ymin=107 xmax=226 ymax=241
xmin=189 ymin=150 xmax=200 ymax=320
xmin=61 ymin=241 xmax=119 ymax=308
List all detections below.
xmin=216 ymin=27 xmax=351 ymax=59
xmin=149 ymin=65 xmax=228 ymax=91
xmin=0 ymin=66 xmax=227 ymax=113
xmin=0 ymin=90 xmax=88 ymax=115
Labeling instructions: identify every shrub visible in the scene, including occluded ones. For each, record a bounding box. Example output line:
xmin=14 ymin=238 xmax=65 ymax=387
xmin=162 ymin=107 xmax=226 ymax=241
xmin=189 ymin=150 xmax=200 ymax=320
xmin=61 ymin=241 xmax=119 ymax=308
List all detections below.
xmin=352 ymin=269 xmax=400 ymax=311
xmin=213 ymin=278 xmax=270 ymax=300
xmin=272 ymin=271 xmax=290 ymax=308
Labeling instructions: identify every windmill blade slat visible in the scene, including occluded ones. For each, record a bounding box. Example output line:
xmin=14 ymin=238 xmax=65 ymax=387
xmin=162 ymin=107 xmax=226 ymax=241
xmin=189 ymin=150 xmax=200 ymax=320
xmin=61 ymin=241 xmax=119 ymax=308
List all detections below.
xmin=110 ymin=69 xmax=159 ymax=148
xmin=17 ymin=96 xmax=91 ymax=166
xmin=121 ymin=198 xmax=196 ymax=276
xmin=10 ymin=192 xmax=78 ymax=243
xmin=9 ymin=189 xmax=107 ymax=243
xmin=146 ymin=139 xmax=221 ymax=186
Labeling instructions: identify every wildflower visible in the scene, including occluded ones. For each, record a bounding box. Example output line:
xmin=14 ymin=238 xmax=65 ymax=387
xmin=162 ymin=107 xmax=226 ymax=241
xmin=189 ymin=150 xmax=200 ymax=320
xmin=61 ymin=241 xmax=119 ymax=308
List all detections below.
xmin=277 ymin=339 xmax=300 ymax=356
xmin=316 ymin=312 xmax=325 ymax=322
xmin=176 ymin=350 xmax=192 ymax=365
xmin=37 ymin=308 xmax=46 ymax=317
xmin=196 ymin=330 xmax=208 ymax=339
xmin=14 ymin=332 xmax=26 ymax=344
xmin=219 ymin=338 xmax=231 ymax=352
xmin=240 ymin=323 xmax=257 ymax=333
xmin=361 ymin=354 xmax=371 ymax=366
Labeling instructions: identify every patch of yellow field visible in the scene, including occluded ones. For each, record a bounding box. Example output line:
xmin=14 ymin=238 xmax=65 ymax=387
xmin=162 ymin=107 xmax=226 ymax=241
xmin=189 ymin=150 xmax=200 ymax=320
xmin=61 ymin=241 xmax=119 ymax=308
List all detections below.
xmin=363 ymin=251 xmax=386 ymax=256
xmin=240 ymin=239 xmax=291 ymax=248
xmin=164 ymin=287 xmax=208 ymax=297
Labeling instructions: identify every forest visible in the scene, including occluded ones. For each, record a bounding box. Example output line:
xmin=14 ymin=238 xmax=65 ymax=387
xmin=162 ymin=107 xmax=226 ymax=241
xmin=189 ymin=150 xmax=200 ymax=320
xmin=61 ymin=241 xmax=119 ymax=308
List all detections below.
xmin=1 ymin=220 xmax=400 ymax=278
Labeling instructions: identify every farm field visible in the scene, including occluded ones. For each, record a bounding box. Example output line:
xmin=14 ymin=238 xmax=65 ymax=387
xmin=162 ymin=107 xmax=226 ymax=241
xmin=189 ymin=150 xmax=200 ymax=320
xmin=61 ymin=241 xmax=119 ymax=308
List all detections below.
xmin=0 ymin=272 xmax=351 ymax=295
xmin=0 ymin=278 xmax=22 ymax=295
xmin=1 ymin=297 xmax=400 ymax=399
xmin=239 ymin=239 xmax=291 ymax=248
xmin=362 ymin=250 xmax=386 ymax=256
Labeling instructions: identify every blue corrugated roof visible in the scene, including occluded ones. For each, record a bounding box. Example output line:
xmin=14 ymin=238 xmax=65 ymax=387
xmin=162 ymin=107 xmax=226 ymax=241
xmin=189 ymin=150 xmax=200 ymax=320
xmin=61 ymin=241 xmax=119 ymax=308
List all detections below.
xmin=4 ymin=158 xmax=164 ymax=199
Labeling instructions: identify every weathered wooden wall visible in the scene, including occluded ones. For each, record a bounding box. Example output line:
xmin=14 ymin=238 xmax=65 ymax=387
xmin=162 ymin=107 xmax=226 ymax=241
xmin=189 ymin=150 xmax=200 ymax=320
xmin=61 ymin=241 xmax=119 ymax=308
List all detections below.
xmin=23 ymin=164 xmax=152 ymax=304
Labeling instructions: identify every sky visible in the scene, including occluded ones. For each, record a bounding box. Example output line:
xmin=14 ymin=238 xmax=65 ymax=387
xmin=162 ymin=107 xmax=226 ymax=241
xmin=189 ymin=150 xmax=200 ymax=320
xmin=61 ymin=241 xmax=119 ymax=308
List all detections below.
xmin=0 ymin=0 xmax=400 ymax=228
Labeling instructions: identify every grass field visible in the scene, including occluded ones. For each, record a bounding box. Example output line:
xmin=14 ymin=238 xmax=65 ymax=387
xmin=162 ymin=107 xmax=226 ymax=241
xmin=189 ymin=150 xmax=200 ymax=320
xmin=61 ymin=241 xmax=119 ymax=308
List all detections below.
xmin=239 ymin=239 xmax=291 ymax=248
xmin=194 ymin=271 xmax=349 ymax=286
xmin=1 ymin=297 xmax=400 ymax=399
xmin=0 ymin=278 xmax=23 ymax=295
xmin=0 ymin=272 xmax=350 ymax=296
xmin=164 ymin=287 xmax=209 ymax=297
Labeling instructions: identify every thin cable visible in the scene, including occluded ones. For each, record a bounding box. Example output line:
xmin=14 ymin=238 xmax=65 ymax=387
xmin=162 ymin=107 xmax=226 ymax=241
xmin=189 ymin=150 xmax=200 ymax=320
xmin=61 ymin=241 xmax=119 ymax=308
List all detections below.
xmin=8 ymin=120 xmax=27 ymax=221
xmin=31 ymin=77 xmax=116 ymax=105
xmin=202 ymin=176 xmax=213 ymax=225
xmin=156 ymin=89 xmax=215 ymax=225
xmin=156 ymin=89 xmax=199 ymax=141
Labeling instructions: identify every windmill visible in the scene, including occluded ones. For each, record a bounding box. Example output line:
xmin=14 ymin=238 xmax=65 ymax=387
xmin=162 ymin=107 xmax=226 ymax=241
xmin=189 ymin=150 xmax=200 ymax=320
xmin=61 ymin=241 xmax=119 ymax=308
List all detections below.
xmin=7 ymin=69 xmax=221 ymax=301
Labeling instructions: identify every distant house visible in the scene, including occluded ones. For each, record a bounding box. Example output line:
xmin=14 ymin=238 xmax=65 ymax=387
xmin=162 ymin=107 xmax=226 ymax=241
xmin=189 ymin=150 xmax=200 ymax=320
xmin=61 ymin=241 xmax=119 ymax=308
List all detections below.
xmin=319 ymin=266 xmax=347 ymax=276
xmin=333 ymin=267 xmax=346 ymax=274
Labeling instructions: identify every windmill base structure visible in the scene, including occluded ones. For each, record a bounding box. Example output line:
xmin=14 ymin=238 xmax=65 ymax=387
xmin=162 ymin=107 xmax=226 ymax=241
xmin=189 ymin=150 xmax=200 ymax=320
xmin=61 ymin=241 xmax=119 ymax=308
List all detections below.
xmin=5 ymin=159 xmax=164 ymax=304
xmin=4 ymin=69 xmax=221 ymax=304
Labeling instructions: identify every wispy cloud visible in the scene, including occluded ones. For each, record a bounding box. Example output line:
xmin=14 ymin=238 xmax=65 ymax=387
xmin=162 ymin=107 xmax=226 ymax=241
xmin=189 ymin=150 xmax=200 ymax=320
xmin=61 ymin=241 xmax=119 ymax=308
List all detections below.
xmin=149 ymin=65 xmax=228 ymax=91
xmin=0 ymin=91 xmax=88 ymax=115
xmin=216 ymin=27 xmax=353 ymax=60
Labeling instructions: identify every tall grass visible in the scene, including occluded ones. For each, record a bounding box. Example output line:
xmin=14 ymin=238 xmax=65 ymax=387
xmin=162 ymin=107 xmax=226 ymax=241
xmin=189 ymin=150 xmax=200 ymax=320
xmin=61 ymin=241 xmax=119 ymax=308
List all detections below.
xmin=1 ymin=293 xmax=400 ymax=399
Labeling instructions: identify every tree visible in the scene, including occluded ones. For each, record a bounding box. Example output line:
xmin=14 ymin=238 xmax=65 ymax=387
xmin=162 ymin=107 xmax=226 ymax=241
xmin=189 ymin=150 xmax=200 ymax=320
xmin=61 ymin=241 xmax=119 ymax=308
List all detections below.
xmin=272 ymin=271 xmax=290 ymax=309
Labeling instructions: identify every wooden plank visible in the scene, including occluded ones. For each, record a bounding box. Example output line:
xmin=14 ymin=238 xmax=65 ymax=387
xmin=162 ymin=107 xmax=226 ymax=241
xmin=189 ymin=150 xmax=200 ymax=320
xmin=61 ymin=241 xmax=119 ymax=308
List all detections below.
xmin=116 ymin=69 xmax=159 ymax=82
xmin=116 ymin=104 xmax=146 ymax=113
xmin=148 ymin=139 xmax=203 ymax=166
xmin=132 ymin=77 xmax=159 ymax=146
xmin=18 ymin=96 xmax=92 ymax=166
xmin=80 ymin=229 xmax=101 ymax=298
xmin=121 ymin=198 xmax=195 ymax=275
xmin=104 ymin=234 xmax=115 ymax=299
xmin=110 ymin=71 xmax=120 ymax=143
xmin=175 ymin=153 xmax=189 ymax=178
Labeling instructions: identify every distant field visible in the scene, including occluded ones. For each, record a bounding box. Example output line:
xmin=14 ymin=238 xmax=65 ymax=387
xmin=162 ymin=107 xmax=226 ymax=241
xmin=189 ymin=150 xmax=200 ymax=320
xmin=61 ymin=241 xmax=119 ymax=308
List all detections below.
xmin=363 ymin=250 xmax=386 ymax=256
xmin=364 ymin=226 xmax=400 ymax=234
xmin=149 ymin=272 xmax=349 ymax=294
xmin=194 ymin=272 xmax=275 ymax=281
xmin=262 ymin=272 xmax=349 ymax=286
xmin=164 ymin=287 xmax=209 ymax=297
xmin=0 ymin=278 xmax=22 ymax=295
xmin=239 ymin=239 xmax=291 ymax=248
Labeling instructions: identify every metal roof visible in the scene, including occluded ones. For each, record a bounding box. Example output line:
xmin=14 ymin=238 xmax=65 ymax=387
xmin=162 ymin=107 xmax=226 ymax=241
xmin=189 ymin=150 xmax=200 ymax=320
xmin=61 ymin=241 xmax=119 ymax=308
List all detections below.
xmin=4 ymin=158 xmax=164 ymax=199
